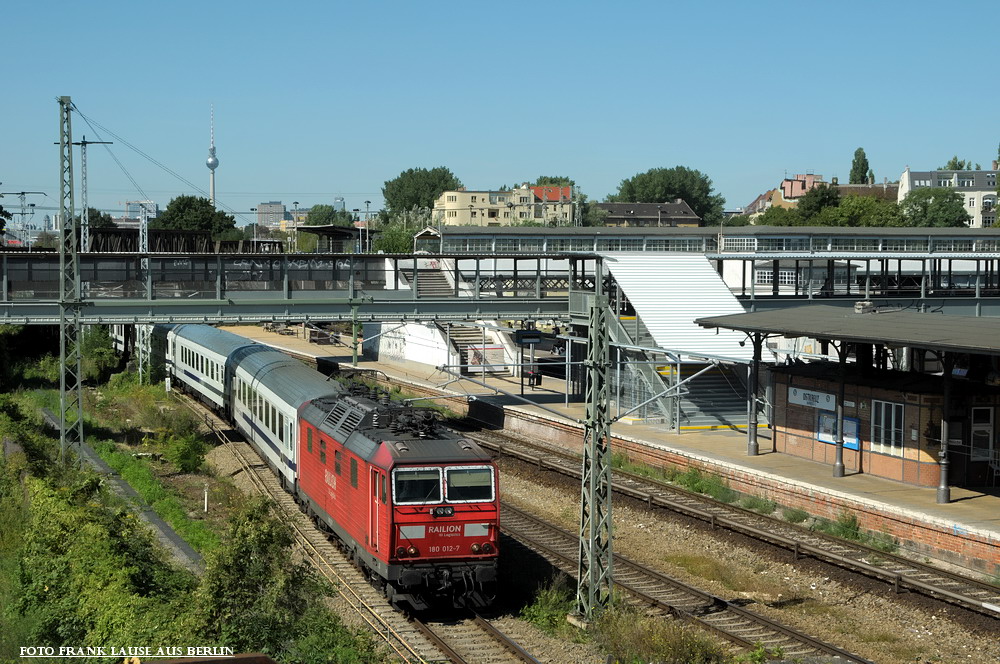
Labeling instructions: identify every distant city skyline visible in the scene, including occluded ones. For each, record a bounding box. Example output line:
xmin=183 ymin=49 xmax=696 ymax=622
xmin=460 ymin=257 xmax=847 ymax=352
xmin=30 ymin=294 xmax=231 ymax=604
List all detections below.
xmin=3 ymin=2 xmax=997 ymax=227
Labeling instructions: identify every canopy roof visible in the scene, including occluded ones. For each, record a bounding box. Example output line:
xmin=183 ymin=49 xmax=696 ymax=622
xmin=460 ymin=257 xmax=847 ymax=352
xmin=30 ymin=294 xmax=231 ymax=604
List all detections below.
xmin=695 ymin=305 xmax=1000 ymax=356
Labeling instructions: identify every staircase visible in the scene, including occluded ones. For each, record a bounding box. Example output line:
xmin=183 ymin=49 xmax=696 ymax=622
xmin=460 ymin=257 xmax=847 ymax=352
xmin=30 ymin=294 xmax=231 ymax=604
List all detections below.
xmin=676 ymin=364 xmax=758 ymax=430
xmin=414 ymin=269 xmax=453 ymax=297
xmin=609 ymin=311 xmax=764 ymax=431
xmin=443 ymin=324 xmax=510 ymax=376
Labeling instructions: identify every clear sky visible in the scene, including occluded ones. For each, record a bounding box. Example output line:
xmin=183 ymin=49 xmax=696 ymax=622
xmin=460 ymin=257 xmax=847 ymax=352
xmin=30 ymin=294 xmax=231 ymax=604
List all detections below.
xmin=3 ymin=1 xmax=998 ymax=227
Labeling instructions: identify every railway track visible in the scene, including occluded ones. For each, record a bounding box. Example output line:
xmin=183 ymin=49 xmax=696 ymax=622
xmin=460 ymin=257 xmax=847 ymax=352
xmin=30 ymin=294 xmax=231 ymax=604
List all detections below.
xmin=469 ymin=428 xmax=1000 ymax=621
xmin=180 ymin=395 xmax=536 ymax=664
xmin=502 ymin=503 xmax=872 ymax=663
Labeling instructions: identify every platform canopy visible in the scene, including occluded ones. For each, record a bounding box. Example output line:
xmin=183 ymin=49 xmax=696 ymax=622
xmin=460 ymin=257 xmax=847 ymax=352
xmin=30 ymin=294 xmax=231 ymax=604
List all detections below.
xmin=695 ymin=304 xmax=1000 ymax=356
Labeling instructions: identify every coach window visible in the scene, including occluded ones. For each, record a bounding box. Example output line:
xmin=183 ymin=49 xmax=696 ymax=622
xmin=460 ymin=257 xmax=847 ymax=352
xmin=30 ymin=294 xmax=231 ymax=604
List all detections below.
xmin=320 ymin=450 xmax=326 ymax=465
xmin=393 ymin=467 xmax=442 ymax=504
xmin=334 ymin=450 xmax=340 ymax=473
xmin=307 ymin=428 xmax=313 ymax=453
xmin=351 ymin=458 xmax=358 ymax=488
xmin=446 ymin=466 xmax=495 ymax=502
xmin=381 ymin=474 xmax=387 ymax=504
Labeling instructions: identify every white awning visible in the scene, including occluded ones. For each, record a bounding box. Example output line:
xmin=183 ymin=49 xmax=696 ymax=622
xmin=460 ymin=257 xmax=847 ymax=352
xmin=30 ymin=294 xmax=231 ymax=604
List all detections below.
xmin=602 ymin=253 xmax=769 ymax=363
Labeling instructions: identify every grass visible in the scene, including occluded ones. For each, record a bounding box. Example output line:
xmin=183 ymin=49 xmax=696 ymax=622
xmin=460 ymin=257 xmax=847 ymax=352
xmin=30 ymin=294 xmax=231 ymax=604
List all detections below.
xmin=519 ymin=574 xmax=581 ymax=639
xmin=738 ymin=495 xmax=776 ymax=515
xmin=590 ymin=605 xmax=730 ymax=664
xmin=782 ymin=507 xmax=809 ymax=523
xmin=93 ymin=440 xmax=220 ymax=553
xmin=812 ymin=511 xmax=899 ymax=553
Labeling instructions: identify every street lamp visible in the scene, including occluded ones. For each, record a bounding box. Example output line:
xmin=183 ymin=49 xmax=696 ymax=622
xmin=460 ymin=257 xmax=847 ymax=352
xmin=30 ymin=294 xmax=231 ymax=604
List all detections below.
xmin=364 ymin=200 xmax=371 ymax=252
xmin=292 ymin=201 xmax=299 ymax=253
xmin=352 ymin=209 xmax=361 ymax=252
xmin=249 ymin=208 xmax=257 ymax=242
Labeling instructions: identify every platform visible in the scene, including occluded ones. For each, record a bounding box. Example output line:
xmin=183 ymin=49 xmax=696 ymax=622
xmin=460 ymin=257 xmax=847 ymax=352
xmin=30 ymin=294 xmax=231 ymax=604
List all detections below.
xmin=219 ymin=324 xmax=1000 ymax=575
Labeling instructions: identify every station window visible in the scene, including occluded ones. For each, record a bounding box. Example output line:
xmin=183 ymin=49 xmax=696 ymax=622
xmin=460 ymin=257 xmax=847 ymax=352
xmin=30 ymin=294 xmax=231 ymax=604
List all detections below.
xmin=871 ymin=400 xmax=904 ymax=457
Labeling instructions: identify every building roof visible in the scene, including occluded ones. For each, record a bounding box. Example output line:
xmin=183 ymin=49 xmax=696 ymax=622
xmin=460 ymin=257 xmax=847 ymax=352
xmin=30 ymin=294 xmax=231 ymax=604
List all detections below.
xmin=531 ymin=185 xmax=572 ymax=202
xmin=695 ymin=304 xmax=1000 ymax=356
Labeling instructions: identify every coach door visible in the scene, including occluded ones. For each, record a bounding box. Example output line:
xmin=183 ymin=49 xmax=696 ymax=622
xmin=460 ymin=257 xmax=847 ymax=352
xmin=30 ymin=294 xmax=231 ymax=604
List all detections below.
xmin=369 ymin=468 xmax=386 ymax=552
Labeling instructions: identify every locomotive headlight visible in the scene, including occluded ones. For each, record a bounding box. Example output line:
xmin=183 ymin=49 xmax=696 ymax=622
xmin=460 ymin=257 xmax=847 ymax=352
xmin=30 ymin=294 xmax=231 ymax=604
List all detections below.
xmin=407 ymin=545 xmax=419 ymax=556
xmin=396 ymin=546 xmax=407 ymax=558
xmin=471 ymin=543 xmax=481 ymax=554
xmin=481 ymin=542 xmax=493 ymax=554
xmin=433 ymin=506 xmax=455 ymax=517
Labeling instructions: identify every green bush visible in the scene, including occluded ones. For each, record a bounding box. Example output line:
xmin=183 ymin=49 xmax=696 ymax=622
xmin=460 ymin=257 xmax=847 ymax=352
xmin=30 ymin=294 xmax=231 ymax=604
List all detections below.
xmin=782 ymin=507 xmax=809 ymax=524
xmin=520 ymin=574 xmax=578 ymax=636
xmin=164 ymin=433 xmax=208 ymax=473
xmin=93 ymin=441 xmax=219 ymax=553
xmin=676 ymin=468 xmax=738 ymax=503
xmin=739 ymin=495 xmax=777 ymax=515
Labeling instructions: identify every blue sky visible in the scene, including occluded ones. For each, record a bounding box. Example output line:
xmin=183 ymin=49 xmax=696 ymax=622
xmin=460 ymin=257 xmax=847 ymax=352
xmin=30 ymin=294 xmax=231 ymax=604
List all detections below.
xmin=3 ymin=1 xmax=997 ymax=226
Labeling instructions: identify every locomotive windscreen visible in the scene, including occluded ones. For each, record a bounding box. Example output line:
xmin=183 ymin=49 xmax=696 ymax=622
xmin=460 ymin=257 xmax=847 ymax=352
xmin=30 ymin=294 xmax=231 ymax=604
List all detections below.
xmin=445 ymin=467 xmax=494 ymax=502
xmin=394 ymin=468 xmax=442 ymax=504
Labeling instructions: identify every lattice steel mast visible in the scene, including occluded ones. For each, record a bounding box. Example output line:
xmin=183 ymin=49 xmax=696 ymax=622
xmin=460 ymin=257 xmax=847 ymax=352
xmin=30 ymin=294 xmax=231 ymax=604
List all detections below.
xmin=58 ymin=96 xmax=84 ymax=465
xmin=576 ymin=258 xmax=613 ymax=617
xmin=73 ymin=135 xmax=112 ymax=253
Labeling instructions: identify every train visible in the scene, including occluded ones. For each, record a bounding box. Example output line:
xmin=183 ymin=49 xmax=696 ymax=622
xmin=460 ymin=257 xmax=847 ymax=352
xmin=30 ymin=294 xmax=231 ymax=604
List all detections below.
xmin=123 ymin=324 xmax=499 ymax=611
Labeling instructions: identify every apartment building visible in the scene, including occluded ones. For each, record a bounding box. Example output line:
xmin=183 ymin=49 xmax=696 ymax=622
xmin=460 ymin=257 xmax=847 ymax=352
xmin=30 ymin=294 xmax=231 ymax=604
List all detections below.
xmin=432 ymin=185 xmax=575 ymax=226
xmin=898 ymin=164 xmax=998 ymax=228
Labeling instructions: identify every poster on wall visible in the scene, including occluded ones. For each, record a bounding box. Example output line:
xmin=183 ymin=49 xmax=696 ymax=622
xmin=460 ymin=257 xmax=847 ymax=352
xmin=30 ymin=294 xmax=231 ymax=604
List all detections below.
xmin=467 ymin=345 xmax=506 ymax=374
xmin=817 ymin=412 xmax=860 ymax=450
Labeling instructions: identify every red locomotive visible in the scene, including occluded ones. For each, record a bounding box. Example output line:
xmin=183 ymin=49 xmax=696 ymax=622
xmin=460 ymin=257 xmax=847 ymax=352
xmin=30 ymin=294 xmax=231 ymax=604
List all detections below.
xmin=296 ymin=389 xmax=499 ymax=611
xmin=155 ymin=324 xmax=499 ymax=611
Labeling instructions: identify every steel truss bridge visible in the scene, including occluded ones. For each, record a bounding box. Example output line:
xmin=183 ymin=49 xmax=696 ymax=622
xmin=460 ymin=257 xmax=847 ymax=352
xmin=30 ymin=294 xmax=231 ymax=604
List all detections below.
xmin=5 ymin=250 xmax=1000 ymax=324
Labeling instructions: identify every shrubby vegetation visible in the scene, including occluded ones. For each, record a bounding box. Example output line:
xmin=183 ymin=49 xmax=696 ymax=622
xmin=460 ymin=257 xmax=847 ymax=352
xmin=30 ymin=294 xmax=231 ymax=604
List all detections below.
xmin=0 ymin=337 xmax=387 ymax=663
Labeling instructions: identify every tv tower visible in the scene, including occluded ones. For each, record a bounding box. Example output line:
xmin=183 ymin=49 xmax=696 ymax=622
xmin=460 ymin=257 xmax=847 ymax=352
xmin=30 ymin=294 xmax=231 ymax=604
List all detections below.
xmin=206 ymin=106 xmax=219 ymax=206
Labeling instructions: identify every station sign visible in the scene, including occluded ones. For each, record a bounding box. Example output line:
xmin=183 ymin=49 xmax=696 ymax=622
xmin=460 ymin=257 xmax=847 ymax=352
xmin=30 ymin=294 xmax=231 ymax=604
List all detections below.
xmin=514 ymin=330 xmax=543 ymax=345
xmin=788 ymin=387 xmax=835 ymax=409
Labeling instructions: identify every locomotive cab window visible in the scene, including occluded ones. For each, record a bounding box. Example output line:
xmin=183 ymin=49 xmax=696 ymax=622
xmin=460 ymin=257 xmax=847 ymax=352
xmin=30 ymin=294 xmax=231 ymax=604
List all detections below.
xmin=393 ymin=468 xmax=442 ymax=504
xmin=446 ymin=466 xmax=495 ymax=502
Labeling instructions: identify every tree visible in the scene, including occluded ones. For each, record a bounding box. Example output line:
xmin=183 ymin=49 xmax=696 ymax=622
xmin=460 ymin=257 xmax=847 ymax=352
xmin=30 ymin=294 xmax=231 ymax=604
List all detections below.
xmin=0 ymin=203 xmax=10 ymax=235
xmin=849 ymin=148 xmax=870 ymax=185
xmin=532 ymin=176 xmax=575 ymax=187
xmin=372 ymin=220 xmax=416 ymax=253
xmin=32 ymin=231 xmax=57 ymax=249
xmin=939 ymin=156 xmax=980 ymax=171
xmin=899 ymin=187 xmax=971 ymax=227
xmin=382 ymin=167 xmax=462 ymax=214
xmin=305 ymin=204 xmax=355 ymax=227
xmin=194 ymin=499 xmax=326 ymax=655
xmin=580 ymin=202 xmax=609 ymax=227
xmin=796 ymin=183 xmax=840 ymax=222
xmin=73 ymin=207 xmax=115 ymax=229
xmin=811 ymin=195 xmax=903 ymax=227
xmin=754 ymin=206 xmax=802 ymax=226
xmin=609 ymin=166 xmax=725 ymax=224
xmin=150 ymin=195 xmax=236 ymax=238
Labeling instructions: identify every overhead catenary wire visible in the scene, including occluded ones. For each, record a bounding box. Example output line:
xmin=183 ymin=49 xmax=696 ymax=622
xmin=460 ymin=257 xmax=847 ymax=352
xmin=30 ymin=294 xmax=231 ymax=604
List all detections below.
xmin=71 ymin=103 xmax=253 ymax=225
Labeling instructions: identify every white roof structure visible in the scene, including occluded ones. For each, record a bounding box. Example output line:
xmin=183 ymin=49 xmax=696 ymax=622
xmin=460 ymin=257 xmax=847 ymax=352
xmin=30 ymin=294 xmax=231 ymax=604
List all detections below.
xmin=602 ymin=253 xmax=769 ymax=363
